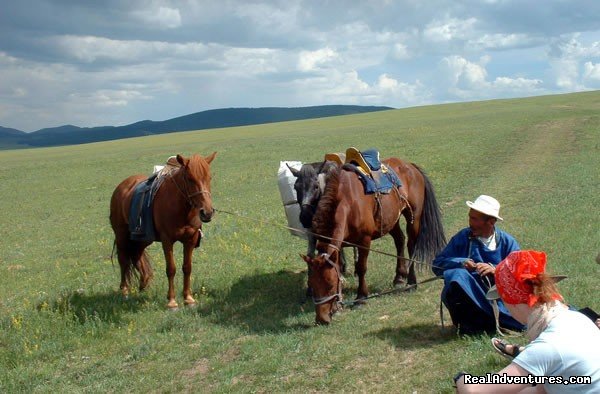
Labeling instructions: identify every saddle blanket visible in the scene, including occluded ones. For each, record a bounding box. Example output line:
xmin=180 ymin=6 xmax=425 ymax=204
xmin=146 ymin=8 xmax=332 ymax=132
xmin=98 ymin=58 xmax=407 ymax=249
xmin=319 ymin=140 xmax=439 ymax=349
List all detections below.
xmin=343 ymin=148 xmax=402 ymax=194
xmin=129 ymin=173 xmax=164 ymax=242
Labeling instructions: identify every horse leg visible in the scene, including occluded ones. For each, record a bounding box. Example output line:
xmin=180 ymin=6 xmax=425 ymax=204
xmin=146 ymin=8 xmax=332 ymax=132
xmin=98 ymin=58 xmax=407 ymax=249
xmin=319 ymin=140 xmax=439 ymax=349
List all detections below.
xmin=304 ymin=232 xmax=318 ymax=299
xmin=355 ymin=238 xmax=371 ymax=301
xmin=161 ymin=240 xmax=178 ymax=309
xmin=338 ymin=249 xmax=346 ymax=274
xmin=390 ymin=223 xmax=410 ymax=287
xmin=116 ymin=242 xmax=131 ymax=298
xmin=182 ymin=239 xmax=197 ymax=306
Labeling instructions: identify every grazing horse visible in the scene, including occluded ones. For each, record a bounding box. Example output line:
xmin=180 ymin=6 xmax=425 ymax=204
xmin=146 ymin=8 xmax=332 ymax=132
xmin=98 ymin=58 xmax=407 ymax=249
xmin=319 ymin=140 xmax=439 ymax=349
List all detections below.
xmin=302 ymin=158 xmax=446 ymax=324
xmin=109 ymin=153 xmax=216 ymax=309
xmin=288 ymin=160 xmax=354 ymax=295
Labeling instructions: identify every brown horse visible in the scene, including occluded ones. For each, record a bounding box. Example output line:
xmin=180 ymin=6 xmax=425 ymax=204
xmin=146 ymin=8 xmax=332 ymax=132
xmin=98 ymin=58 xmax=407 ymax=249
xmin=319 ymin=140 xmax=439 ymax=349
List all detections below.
xmin=109 ymin=152 xmax=216 ymax=309
xmin=301 ymin=158 xmax=446 ymax=324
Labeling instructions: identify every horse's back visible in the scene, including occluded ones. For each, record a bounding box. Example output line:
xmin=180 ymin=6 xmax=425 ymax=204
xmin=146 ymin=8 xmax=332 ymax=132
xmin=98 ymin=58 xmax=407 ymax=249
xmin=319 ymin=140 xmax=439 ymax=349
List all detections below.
xmin=382 ymin=157 xmax=425 ymax=202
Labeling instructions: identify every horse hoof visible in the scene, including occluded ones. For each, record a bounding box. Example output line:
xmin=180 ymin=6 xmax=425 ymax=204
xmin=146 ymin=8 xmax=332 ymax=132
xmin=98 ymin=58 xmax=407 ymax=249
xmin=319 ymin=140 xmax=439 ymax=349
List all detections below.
xmin=167 ymin=300 xmax=179 ymax=310
xmin=393 ymin=278 xmax=407 ymax=288
xmin=184 ymin=301 xmax=198 ymax=308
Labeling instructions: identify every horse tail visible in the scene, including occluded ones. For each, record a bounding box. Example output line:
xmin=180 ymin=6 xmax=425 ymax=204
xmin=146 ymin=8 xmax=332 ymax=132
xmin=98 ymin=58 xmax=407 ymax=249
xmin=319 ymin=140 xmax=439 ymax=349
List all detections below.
xmin=116 ymin=238 xmax=154 ymax=291
xmin=411 ymin=164 xmax=447 ymax=270
xmin=136 ymin=249 xmax=154 ymax=291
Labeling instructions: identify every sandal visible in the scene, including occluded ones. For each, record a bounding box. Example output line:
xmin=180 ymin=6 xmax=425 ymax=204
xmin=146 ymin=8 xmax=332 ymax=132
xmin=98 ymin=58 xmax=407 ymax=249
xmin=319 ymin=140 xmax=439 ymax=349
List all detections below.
xmin=491 ymin=337 xmax=523 ymax=359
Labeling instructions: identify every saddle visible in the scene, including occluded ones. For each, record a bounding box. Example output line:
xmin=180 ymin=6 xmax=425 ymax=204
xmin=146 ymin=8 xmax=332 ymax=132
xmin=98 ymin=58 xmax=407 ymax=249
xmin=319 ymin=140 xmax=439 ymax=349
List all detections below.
xmin=342 ymin=147 xmax=402 ymax=194
xmin=324 ymin=152 xmax=345 ymax=166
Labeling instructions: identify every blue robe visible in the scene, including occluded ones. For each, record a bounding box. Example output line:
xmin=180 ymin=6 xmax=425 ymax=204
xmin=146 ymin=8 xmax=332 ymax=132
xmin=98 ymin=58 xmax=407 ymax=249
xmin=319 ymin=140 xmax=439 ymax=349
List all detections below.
xmin=433 ymin=227 xmax=525 ymax=332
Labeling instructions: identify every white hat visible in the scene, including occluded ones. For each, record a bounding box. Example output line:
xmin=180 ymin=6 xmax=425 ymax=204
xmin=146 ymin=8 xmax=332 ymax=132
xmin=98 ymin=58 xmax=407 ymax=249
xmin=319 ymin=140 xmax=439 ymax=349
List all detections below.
xmin=466 ymin=195 xmax=503 ymax=221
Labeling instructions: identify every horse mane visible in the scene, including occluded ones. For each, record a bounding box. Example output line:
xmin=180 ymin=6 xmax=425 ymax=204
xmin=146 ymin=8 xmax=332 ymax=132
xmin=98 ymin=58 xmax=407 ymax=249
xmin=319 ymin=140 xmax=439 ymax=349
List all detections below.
xmin=311 ymin=165 xmax=341 ymax=237
xmin=186 ymin=154 xmax=210 ymax=179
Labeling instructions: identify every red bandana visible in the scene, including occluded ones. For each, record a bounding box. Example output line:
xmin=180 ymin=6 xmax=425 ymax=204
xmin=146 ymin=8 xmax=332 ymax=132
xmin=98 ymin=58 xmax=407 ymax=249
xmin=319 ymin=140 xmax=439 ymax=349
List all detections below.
xmin=495 ymin=250 xmax=556 ymax=306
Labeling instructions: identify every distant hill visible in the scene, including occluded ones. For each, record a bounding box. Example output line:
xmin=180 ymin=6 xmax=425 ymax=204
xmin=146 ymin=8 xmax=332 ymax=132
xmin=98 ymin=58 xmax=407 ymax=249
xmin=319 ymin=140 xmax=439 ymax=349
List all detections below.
xmin=1 ymin=105 xmax=393 ymax=149
xmin=0 ymin=126 xmax=28 ymax=149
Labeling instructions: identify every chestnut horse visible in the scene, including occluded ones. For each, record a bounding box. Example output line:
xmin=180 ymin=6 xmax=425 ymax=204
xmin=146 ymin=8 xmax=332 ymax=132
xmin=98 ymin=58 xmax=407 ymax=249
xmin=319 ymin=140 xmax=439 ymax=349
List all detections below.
xmin=109 ymin=153 xmax=216 ymax=309
xmin=302 ymin=158 xmax=446 ymax=324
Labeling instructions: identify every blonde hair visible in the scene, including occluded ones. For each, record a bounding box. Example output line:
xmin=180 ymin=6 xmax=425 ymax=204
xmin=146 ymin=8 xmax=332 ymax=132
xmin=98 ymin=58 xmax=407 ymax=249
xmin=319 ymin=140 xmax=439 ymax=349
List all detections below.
xmin=528 ymin=272 xmax=563 ymax=306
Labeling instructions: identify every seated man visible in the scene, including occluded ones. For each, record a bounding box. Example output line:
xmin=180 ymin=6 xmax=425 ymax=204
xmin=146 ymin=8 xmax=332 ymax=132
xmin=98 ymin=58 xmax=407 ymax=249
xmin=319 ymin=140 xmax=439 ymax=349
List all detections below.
xmin=433 ymin=195 xmax=524 ymax=335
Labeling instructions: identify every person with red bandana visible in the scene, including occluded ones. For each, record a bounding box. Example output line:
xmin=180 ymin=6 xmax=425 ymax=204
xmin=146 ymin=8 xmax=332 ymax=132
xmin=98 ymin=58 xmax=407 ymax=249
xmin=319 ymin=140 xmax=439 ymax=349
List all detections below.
xmin=454 ymin=250 xmax=600 ymax=393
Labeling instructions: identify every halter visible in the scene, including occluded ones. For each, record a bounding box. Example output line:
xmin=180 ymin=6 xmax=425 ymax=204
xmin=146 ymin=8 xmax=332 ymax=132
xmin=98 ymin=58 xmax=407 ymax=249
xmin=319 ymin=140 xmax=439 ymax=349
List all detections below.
xmin=169 ymin=165 xmax=211 ymax=209
xmin=311 ymin=250 xmax=346 ymax=306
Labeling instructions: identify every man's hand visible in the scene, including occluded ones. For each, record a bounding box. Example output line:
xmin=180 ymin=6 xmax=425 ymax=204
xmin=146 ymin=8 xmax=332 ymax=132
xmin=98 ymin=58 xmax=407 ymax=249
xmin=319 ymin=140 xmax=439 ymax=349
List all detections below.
xmin=463 ymin=259 xmax=476 ymax=272
xmin=475 ymin=262 xmax=495 ymax=277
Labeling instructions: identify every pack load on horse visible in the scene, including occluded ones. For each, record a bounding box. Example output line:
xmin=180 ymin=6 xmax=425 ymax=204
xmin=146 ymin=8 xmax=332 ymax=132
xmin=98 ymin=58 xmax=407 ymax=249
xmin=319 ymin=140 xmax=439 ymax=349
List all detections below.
xmin=109 ymin=152 xmax=216 ymax=309
xmin=277 ymin=161 xmax=308 ymax=239
xmin=278 ymin=158 xmax=339 ymax=252
xmin=301 ymin=147 xmax=447 ymax=324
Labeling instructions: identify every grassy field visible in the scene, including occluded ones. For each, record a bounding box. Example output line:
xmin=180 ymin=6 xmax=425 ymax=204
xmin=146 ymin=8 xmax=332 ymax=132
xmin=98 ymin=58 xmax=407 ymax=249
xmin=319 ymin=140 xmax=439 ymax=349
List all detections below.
xmin=0 ymin=91 xmax=598 ymax=393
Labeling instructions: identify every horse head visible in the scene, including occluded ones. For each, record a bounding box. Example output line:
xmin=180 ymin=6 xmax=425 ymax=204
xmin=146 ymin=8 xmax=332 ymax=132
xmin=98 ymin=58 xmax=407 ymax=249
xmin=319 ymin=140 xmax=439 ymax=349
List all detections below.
xmin=288 ymin=163 xmax=324 ymax=229
xmin=301 ymin=248 xmax=344 ymax=325
xmin=176 ymin=152 xmax=217 ymax=223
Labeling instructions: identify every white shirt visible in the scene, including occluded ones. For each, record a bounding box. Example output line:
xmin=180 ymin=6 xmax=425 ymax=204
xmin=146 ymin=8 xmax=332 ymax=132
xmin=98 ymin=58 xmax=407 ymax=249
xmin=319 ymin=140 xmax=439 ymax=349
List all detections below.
xmin=514 ymin=310 xmax=600 ymax=394
xmin=477 ymin=232 xmax=497 ymax=251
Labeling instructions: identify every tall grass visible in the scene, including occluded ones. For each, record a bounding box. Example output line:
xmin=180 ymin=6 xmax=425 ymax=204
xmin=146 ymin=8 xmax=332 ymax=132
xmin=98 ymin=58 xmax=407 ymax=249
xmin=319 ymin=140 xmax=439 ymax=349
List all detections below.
xmin=0 ymin=92 xmax=598 ymax=392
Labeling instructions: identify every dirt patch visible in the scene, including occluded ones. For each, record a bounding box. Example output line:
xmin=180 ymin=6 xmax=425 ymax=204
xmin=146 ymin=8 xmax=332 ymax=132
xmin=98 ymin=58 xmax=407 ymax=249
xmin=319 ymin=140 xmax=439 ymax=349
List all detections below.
xmin=220 ymin=345 xmax=241 ymax=363
xmin=180 ymin=358 xmax=210 ymax=379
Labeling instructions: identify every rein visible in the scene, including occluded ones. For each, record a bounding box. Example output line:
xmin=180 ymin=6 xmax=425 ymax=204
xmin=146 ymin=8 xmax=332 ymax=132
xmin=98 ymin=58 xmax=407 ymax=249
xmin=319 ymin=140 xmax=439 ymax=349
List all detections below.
xmin=214 ymin=207 xmax=445 ymax=307
xmin=214 ymin=207 xmax=444 ymax=271
xmin=341 ymin=275 xmax=442 ymax=307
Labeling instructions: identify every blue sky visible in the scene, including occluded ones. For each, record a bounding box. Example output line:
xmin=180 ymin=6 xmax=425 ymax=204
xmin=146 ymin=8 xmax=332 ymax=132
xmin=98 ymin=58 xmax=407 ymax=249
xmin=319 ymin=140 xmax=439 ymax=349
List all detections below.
xmin=1 ymin=0 xmax=600 ymax=132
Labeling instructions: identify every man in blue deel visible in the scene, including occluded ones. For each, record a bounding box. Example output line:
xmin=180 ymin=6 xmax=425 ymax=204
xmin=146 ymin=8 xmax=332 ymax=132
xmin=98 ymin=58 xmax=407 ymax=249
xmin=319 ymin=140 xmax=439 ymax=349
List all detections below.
xmin=433 ymin=195 xmax=524 ymax=335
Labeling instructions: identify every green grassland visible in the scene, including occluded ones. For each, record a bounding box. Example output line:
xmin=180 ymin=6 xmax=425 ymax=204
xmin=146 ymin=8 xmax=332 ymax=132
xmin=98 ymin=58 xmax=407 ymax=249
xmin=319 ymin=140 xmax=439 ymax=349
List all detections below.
xmin=0 ymin=91 xmax=598 ymax=392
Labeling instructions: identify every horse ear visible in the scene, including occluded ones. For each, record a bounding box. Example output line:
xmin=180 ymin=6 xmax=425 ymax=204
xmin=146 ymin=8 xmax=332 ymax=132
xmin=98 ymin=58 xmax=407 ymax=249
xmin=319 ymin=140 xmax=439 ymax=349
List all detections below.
xmin=317 ymin=160 xmax=326 ymax=174
xmin=205 ymin=152 xmax=217 ymax=165
xmin=329 ymin=248 xmax=339 ymax=263
xmin=287 ymin=164 xmax=300 ymax=177
xmin=176 ymin=154 xmax=188 ymax=166
xmin=300 ymin=254 xmax=311 ymax=264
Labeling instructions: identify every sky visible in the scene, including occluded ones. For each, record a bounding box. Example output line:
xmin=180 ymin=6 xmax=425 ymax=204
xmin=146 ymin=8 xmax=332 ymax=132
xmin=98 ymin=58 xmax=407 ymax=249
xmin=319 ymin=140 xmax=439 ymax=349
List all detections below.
xmin=1 ymin=1 xmax=600 ymax=132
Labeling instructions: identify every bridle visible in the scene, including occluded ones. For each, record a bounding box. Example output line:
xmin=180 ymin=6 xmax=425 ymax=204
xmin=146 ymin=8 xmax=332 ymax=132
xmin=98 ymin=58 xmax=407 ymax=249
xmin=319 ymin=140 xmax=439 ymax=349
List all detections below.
xmin=169 ymin=166 xmax=211 ymax=209
xmin=311 ymin=251 xmax=345 ymax=306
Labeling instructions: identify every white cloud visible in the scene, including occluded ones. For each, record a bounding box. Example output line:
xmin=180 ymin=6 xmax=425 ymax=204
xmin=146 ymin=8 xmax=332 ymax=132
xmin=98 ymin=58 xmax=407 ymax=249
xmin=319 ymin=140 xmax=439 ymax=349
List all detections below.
xmin=423 ymin=17 xmax=477 ymax=42
xmin=392 ymin=43 xmax=410 ymax=59
xmin=298 ymin=47 xmax=338 ymax=72
xmin=234 ymin=2 xmax=301 ymax=33
xmin=583 ymin=61 xmax=600 ymax=86
xmin=492 ymin=76 xmax=542 ymax=91
xmin=50 ymin=35 xmax=216 ymax=64
xmin=131 ymin=6 xmax=181 ymax=29
xmin=441 ymin=55 xmax=542 ymax=98
xmin=469 ymin=33 xmax=541 ymax=50
xmin=69 ymin=89 xmax=150 ymax=107
xmin=377 ymin=74 xmax=398 ymax=90
xmin=1 ymin=2 xmax=600 ymax=131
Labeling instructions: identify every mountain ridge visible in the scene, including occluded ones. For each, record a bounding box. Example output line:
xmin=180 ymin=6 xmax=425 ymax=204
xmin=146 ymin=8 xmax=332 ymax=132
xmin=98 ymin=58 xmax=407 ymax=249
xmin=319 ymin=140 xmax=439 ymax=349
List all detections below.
xmin=1 ymin=105 xmax=393 ymax=149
